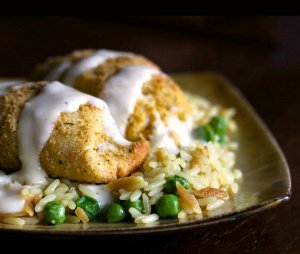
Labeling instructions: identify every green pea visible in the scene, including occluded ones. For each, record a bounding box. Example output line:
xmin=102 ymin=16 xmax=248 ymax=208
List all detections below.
xmin=210 ymin=116 xmax=226 ymax=135
xmin=197 ymin=116 xmax=227 ymax=145
xmin=44 ymin=201 xmax=66 ymax=225
xmin=123 ymin=199 xmax=144 ymax=214
xmin=107 ymin=203 xmax=126 ymax=223
xmin=218 ymin=134 xmax=227 ymax=145
xmin=156 ymin=194 xmax=180 ymax=219
xmin=165 ymin=175 xmax=190 ymax=195
xmin=198 ymin=124 xmax=216 ymax=142
xmin=210 ymin=116 xmax=227 ymax=144
xmin=75 ymin=196 xmax=100 ymax=221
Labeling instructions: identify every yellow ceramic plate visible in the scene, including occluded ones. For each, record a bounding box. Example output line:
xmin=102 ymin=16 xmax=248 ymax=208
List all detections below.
xmin=0 ymin=73 xmax=291 ymax=235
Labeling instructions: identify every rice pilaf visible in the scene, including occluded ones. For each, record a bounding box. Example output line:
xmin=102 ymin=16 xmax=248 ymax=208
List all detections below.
xmin=0 ymin=95 xmax=242 ymax=226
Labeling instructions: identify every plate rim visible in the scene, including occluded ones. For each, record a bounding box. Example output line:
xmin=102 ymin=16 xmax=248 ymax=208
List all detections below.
xmin=0 ymin=194 xmax=290 ymax=236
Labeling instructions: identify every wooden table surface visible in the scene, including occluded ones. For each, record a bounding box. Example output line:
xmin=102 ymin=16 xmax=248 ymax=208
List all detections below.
xmin=0 ymin=16 xmax=299 ymax=253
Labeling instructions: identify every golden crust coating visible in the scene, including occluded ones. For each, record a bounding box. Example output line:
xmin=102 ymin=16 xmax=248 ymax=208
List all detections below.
xmin=31 ymin=49 xmax=159 ymax=92
xmin=31 ymin=50 xmax=94 ymax=81
xmin=40 ymin=104 xmax=150 ymax=183
xmin=125 ymin=74 xmax=192 ymax=141
xmin=74 ymin=56 xmax=159 ymax=96
xmin=0 ymin=82 xmax=149 ymax=183
xmin=0 ymin=82 xmax=45 ymax=173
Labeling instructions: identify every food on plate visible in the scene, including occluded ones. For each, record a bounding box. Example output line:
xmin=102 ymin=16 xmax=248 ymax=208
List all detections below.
xmin=0 ymin=82 xmax=44 ymax=173
xmin=0 ymin=81 xmax=149 ymax=183
xmin=0 ymin=49 xmax=242 ymax=227
xmin=32 ymin=49 xmax=192 ymax=153
xmin=0 ymin=81 xmax=150 ymax=224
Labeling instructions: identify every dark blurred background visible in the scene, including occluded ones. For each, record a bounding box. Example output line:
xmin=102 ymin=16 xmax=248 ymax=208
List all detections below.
xmin=0 ymin=16 xmax=299 ymax=253
xmin=0 ymin=16 xmax=298 ymax=75
xmin=0 ymin=16 xmax=299 ymax=115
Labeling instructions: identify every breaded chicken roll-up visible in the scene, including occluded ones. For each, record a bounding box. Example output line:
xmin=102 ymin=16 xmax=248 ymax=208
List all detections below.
xmin=0 ymin=81 xmax=149 ymax=184
xmin=32 ymin=49 xmax=193 ymax=153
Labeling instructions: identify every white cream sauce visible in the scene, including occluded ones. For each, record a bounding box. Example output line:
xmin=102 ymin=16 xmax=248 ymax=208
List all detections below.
xmin=151 ymin=124 xmax=179 ymax=154
xmin=150 ymin=113 xmax=194 ymax=154
xmin=0 ymin=173 xmax=25 ymax=213
xmin=84 ymin=184 xmax=114 ymax=211
xmin=63 ymin=49 xmax=132 ymax=86
xmin=45 ymin=62 xmax=71 ymax=81
xmin=167 ymin=116 xmax=194 ymax=147
xmin=101 ymin=65 xmax=160 ymax=135
xmin=0 ymin=81 xmax=25 ymax=96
